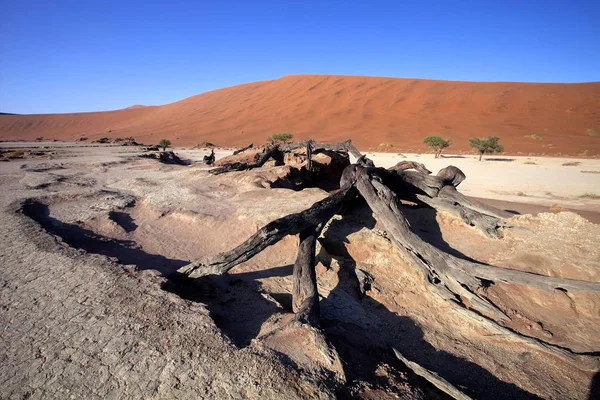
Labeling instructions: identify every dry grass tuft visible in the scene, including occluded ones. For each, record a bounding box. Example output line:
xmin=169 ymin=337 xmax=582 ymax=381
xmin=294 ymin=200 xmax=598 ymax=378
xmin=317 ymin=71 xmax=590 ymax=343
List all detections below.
xmin=550 ymin=203 xmax=565 ymax=212
xmin=579 ymin=193 xmax=600 ymax=199
xmin=562 ymin=161 xmax=581 ymax=166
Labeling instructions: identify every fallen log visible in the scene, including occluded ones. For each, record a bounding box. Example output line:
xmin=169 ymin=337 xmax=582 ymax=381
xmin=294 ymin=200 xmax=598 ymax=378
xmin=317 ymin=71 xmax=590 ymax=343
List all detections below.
xmin=393 ymin=348 xmax=472 ymax=400
xmin=209 ymin=139 xmax=364 ymax=175
xmin=233 ymin=143 xmax=253 ymax=155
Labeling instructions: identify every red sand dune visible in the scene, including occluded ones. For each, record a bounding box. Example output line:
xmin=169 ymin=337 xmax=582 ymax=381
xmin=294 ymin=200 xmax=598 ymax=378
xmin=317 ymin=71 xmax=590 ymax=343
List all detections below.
xmin=1 ymin=74 xmax=599 ymax=155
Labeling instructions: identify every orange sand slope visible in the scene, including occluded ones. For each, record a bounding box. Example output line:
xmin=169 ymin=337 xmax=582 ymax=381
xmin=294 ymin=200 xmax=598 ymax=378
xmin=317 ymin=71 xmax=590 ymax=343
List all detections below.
xmin=1 ymin=75 xmax=599 ymax=155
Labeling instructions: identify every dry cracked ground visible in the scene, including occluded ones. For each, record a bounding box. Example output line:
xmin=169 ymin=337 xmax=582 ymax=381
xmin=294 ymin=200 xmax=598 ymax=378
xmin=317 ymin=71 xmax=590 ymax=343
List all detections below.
xmin=1 ymin=143 xmax=599 ymax=399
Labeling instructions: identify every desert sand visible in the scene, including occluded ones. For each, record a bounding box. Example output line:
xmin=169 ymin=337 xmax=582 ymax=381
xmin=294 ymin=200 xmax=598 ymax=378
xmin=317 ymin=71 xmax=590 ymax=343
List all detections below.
xmin=1 ymin=75 xmax=600 ymax=156
xmin=1 ymin=142 xmax=599 ymax=399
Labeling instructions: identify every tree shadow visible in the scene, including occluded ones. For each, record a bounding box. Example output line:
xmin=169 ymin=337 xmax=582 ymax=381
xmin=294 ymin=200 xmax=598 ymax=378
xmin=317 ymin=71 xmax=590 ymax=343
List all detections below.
xmin=484 ymin=158 xmax=516 ymax=162
xmin=590 ymin=371 xmax=600 ymax=400
xmin=318 ymin=222 xmax=542 ymax=399
xmin=400 ymin=204 xmax=481 ymax=262
xmin=163 ymin=265 xmax=293 ymax=347
xmin=22 ymin=199 xmax=289 ymax=348
xmin=440 ymin=155 xmax=468 ymax=159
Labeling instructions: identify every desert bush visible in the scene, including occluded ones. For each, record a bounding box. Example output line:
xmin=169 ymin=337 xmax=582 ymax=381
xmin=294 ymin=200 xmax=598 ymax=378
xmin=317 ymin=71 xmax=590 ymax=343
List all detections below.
xmin=579 ymin=193 xmax=600 ymax=199
xmin=468 ymin=136 xmax=504 ymax=161
xmin=158 ymin=139 xmax=171 ymax=151
xmin=268 ymin=132 xmax=293 ymax=144
xmin=380 ymin=142 xmax=394 ymax=148
xmin=525 ymin=134 xmax=543 ymax=141
xmin=550 ymin=203 xmax=565 ymax=212
xmin=562 ymin=161 xmax=581 ymax=166
xmin=516 ymin=191 xmax=527 ymax=197
xmin=8 ymin=150 xmax=26 ymax=158
xmin=587 ymin=128 xmax=598 ymax=136
xmin=423 ymin=136 xmax=451 ymax=158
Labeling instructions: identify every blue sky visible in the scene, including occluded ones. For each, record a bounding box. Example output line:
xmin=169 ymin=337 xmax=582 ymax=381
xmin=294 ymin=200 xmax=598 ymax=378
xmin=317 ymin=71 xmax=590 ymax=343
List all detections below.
xmin=1 ymin=0 xmax=599 ymax=114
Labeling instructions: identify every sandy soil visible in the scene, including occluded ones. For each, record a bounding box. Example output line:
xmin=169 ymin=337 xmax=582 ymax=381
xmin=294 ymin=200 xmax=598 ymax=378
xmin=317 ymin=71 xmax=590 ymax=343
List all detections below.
xmin=1 ymin=75 xmax=599 ymax=156
xmin=1 ymin=143 xmax=599 ymax=399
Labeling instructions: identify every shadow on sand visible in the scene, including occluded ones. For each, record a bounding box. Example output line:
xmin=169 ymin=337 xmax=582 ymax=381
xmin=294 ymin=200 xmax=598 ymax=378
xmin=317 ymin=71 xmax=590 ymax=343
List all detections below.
xmin=22 ymin=199 xmax=543 ymax=398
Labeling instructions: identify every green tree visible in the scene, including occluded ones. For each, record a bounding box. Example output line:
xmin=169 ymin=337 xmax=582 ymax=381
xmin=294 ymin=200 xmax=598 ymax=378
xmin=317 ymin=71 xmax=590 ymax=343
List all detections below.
xmin=158 ymin=139 xmax=171 ymax=151
xmin=267 ymin=132 xmax=293 ymax=144
xmin=423 ymin=136 xmax=451 ymax=158
xmin=468 ymin=136 xmax=504 ymax=161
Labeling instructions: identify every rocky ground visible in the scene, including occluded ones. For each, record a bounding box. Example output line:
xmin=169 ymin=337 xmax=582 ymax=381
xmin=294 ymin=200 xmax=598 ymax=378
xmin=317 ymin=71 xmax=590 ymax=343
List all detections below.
xmin=1 ymin=143 xmax=599 ymax=399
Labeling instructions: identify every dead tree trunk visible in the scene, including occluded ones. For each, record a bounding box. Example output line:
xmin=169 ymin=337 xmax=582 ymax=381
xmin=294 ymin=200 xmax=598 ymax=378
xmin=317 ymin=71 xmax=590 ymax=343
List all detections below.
xmin=233 ymin=143 xmax=253 ymax=155
xmin=291 ymin=223 xmax=324 ymax=325
xmin=210 ymin=139 xmax=363 ymax=175
xmin=178 ymin=156 xmax=600 ymax=370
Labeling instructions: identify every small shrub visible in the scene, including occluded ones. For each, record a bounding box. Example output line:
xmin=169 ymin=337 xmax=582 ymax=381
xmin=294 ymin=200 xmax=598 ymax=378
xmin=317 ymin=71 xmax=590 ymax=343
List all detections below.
xmin=158 ymin=139 xmax=171 ymax=151
xmin=423 ymin=136 xmax=451 ymax=158
xmin=562 ymin=161 xmax=581 ymax=166
xmin=35 ymin=137 xmax=44 ymax=142
xmin=587 ymin=128 xmax=598 ymax=136
xmin=380 ymin=142 xmax=394 ymax=148
xmin=550 ymin=203 xmax=565 ymax=212
xmin=468 ymin=136 xmax=504 ymax=161
xmin=267 ymin=132 xmax=293 ymax=144
xmin=523 ymin=161 xmax=537 ymax=165
xmin=581 ymin=170 xmax=600 ymax=174
xmin=8 ymin=150 xmax=26 ymax=158
xmin=516 ymin=191 xmax=527 ymax=197
xmin=525 ymin=134 xmax=543 ymax=141
xmin=579 ymin=193 xmax=600 ymax=199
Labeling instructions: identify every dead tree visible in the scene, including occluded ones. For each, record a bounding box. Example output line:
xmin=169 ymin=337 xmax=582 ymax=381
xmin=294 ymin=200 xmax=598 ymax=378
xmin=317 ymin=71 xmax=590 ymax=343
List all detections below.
xmin=178 ymin=149 xmax=600 ymax=371
xmin=233 ymin=143 xmax=253 ymax=155
xmin=203 ymin=149 xmax=215 ymax=165
xmin=209 ymin=139 xmax=362 ymax=175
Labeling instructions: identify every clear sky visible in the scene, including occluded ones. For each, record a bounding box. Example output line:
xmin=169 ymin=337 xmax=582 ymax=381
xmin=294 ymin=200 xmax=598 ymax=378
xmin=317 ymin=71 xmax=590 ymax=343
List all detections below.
xmin=1 ymin=0 xmax=599 ymax=114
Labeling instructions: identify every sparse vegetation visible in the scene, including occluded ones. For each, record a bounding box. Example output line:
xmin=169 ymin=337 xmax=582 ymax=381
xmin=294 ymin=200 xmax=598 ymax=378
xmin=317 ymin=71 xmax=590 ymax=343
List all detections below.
xmin=516 ymin=191 xmax=527 ymax=197
xmin=562 ymin=161 xmax=581 ymax=166
xmin=423 ymin=136 xmax=451 ymax=158
xmin=550 ymin=203 xmax=565 ymax=212
xmin=579 ymin=193 xmax=600 ymax=199
xmin=587 ymin=128 xmax=598 ymax=136
xmin=581 ymin=170 xmax=600 ymax=174
xmin=7 ymin=150 xmax=26 ymax=158
xmin=468 ymin=136 xmax=504 ymax=161
xmin=380 ymin=142 xmax=394 ymax=148
xmin=267 ymin=132 xmax=293 ymax=144
xmin=524 ymin=161 xmax=537 ymax=165
xmin=525 ymin=134 xmax=543 ymax=141
xmin=158 ymin=139 xmax=172 ymax=151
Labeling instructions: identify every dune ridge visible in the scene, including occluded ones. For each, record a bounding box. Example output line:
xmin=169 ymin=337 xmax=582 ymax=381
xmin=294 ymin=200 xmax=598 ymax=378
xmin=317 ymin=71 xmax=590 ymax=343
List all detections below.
xmin=1 ymin=74 xmax=599 ymax=155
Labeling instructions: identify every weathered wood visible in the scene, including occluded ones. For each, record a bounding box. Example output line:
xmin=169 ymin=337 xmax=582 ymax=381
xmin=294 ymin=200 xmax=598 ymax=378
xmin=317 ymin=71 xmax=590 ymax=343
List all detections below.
xmin=291 ymin=223 xmax=323 ymax=326
xmin=203 ymin=149 xmax=215 ymax=165
xmin=393 ymin=348 xmax=472 ymax=400
xmin=416 ymin=194 xmax=503 ymax=239
xmin=209 ymin=145 xmax=279 ymax=175
xmin=233 ymin=143 xmax=253 ymax=155
xmin=177 ymin=187 xmax=357 ymax=278
xmin=210 ymin=139 xmax=363 ymax=175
